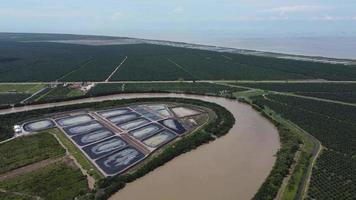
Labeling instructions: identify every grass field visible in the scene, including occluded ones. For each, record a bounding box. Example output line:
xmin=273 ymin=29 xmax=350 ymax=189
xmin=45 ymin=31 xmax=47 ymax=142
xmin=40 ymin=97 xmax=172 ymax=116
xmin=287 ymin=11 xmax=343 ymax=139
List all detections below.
xmin=0 ymin=162 xmax=88 ymax=200
xmin=51 ymin=129 xmax=103 ymax=180
xmin=0 ymin=132 xmax=65 ymax=174
xmin=0 ymin=84 xmax=46 ymax=105
xmin=0 ymin=84 xmax=45 ymax=93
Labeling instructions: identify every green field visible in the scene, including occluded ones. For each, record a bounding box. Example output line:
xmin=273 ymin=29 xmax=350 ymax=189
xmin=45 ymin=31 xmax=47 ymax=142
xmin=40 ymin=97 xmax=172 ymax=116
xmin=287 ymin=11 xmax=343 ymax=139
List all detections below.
xmin=0 ymin=162 xmax=88 ymax=200
xmin=51 ymin=129 xmax=103 ymax=180
xmin=0 ymin=132 xmax=65 ymax=174
xmin=0 ymin=84 xmax=46 ymax=105
xmin=0 ymin=84 xmax=45 ymax=93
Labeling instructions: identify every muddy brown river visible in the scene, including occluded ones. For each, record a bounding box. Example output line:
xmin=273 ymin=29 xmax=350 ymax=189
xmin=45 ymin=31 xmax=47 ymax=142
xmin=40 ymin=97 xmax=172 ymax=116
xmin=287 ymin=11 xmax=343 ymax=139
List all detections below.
xmin=0 ymin=93 xmax=280 ymax=200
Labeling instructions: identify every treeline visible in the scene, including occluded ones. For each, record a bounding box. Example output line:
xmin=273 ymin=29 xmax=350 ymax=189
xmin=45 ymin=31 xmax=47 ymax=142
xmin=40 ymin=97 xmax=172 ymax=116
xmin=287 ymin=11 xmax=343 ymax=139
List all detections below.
xmin=250 ymin=109 xmax=300 ymax=200
xmin=237 ymin=98 xmax=303 ymax=200
xmin=1 ymin=82 xmax=240 ymax=110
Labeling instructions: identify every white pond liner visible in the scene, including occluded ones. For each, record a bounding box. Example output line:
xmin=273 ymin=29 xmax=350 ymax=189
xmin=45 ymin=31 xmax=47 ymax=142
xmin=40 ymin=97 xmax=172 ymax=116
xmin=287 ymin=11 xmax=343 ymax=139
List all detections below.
xmin=98 ymin=109 xmax=130 ymax=118
xmin=118 ymin=118 xmax=150 ymax=130
xmin=22 ymin=119 xmax=55 ymax=132
xmin=171 ymin=107 xmax=200 ymax=118
xmin=66 ymin=122 xmax=103 ymax=135
xmin=56 ymin=114 xmax=93 ymax=127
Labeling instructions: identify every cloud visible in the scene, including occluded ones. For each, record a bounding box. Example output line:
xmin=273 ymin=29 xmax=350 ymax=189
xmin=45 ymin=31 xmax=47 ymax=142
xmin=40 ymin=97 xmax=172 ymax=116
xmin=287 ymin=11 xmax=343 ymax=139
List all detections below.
xmin=226 ymin=15 xmax=289 ymax=21
xmin=173 ymin=6 xmax=184 ymax=14
xmin=310 ymin=15 xmax=356 ymax=21
xmin=265 ymin=5 xmax=324 ymax=16
xmin=0 ymin=8 xmax=80 ymax=18
xmin=111 ymin=11 xmax=127 ymax=21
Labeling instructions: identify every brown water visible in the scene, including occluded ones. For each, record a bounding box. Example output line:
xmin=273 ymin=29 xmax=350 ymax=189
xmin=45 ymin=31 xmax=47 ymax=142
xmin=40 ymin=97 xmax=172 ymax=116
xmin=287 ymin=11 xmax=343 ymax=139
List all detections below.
xmin=0 ymin=93 xmax=279 ymax=200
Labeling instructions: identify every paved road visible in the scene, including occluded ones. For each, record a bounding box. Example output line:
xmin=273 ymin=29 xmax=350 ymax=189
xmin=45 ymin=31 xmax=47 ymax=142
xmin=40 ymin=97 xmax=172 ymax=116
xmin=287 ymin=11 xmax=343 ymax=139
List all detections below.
xmin=2 ymin=80 xmax=356 ymax=85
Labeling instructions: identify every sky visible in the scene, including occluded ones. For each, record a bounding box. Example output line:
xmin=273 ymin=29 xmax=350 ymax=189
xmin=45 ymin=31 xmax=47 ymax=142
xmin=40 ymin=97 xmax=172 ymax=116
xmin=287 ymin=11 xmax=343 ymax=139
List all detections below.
xmin=1 ymin=0 xmax=356 ymax=42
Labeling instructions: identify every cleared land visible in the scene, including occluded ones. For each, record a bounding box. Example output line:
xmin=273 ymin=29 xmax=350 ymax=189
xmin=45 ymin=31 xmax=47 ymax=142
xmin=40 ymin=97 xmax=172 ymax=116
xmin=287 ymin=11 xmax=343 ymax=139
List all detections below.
xmin=0 ymin=132 xmax=65 ymax=174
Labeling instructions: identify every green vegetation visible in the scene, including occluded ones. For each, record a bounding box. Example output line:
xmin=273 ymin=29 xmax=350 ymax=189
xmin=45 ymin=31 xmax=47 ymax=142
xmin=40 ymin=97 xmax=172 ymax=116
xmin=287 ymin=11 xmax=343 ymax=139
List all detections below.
xmin=253 ymin=94 xmax=356 ymax=154
xmin=1 ymin=34 xmax=356 ymax=82
xmin=0 ymin=94 xmax=30 ymax=105
xmin=0 ymin=84 xmax=46 ymax=105
xmin=0 ymin=132 xmax=65 ymax=174
xmin=0 ymin=192 xmax=34 ymax=200
xmin=0 ymin=41 xmax=128 ymax=82
xmin=252 ymin=125 xmax=300 ymax=200
xmin=51 ymin=129 xmax=103 ymax=180
xmin=88 ymin=82 xmax=246 ymax=97
xmin=307 ymin=149 xmax=356 ymax=200
xmin=250 ymin=94 xmax=356 ymax=199
xmin=163 ymin=52 xmax=356 ymax=81
xmin=233 ymin=82 xmax=356 ymax=103
xmin=0 ymin=162 xmax=88 ymax=200
xmin=283 ymin=151 xmax=311 ymax=199
xmin=38 ymin=86 xmax=84 ymax=102
xmin=112 ymin=56 xmax=195 ymax=81
xmin=0 ymin=84 xmax=44 ymax=93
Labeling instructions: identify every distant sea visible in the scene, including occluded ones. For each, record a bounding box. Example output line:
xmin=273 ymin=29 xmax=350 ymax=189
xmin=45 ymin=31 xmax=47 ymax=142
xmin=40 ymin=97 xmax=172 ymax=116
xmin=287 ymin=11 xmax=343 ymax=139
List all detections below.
xmin=196 ymin=36 xmax=356 ymax=60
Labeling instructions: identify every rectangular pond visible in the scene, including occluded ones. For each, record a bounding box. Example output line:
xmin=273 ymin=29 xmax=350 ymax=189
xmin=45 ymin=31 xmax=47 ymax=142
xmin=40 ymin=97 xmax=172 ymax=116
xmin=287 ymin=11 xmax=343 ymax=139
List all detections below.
xmin=22 ymin=119 xmax=55 ymax=132
xmin=108 ymin=112 xmax=141 ymax=124
xmin=142 ymin=130 xmax=177 ymax=148
xmin=56 ymin=114 xmax=94 ymax=127
xmin=159 ymin=118 xmax=186 ymax=135
xmin=71 ymin=128 xmax=115 ymax=146
xmin=95 ymin=147 xmax=145 ymax=176
xmin=63 ymin=121 xmax=104 ymax=136
xmin=128 ymin=123 xmax=164 ymax=141
xmin=118 ymin=118 xmax=151 ymax=131
xmin=83 ymin=136 xmax=128 ymax=160
xmin=97 ymin=108 xmax=131 ymax=118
